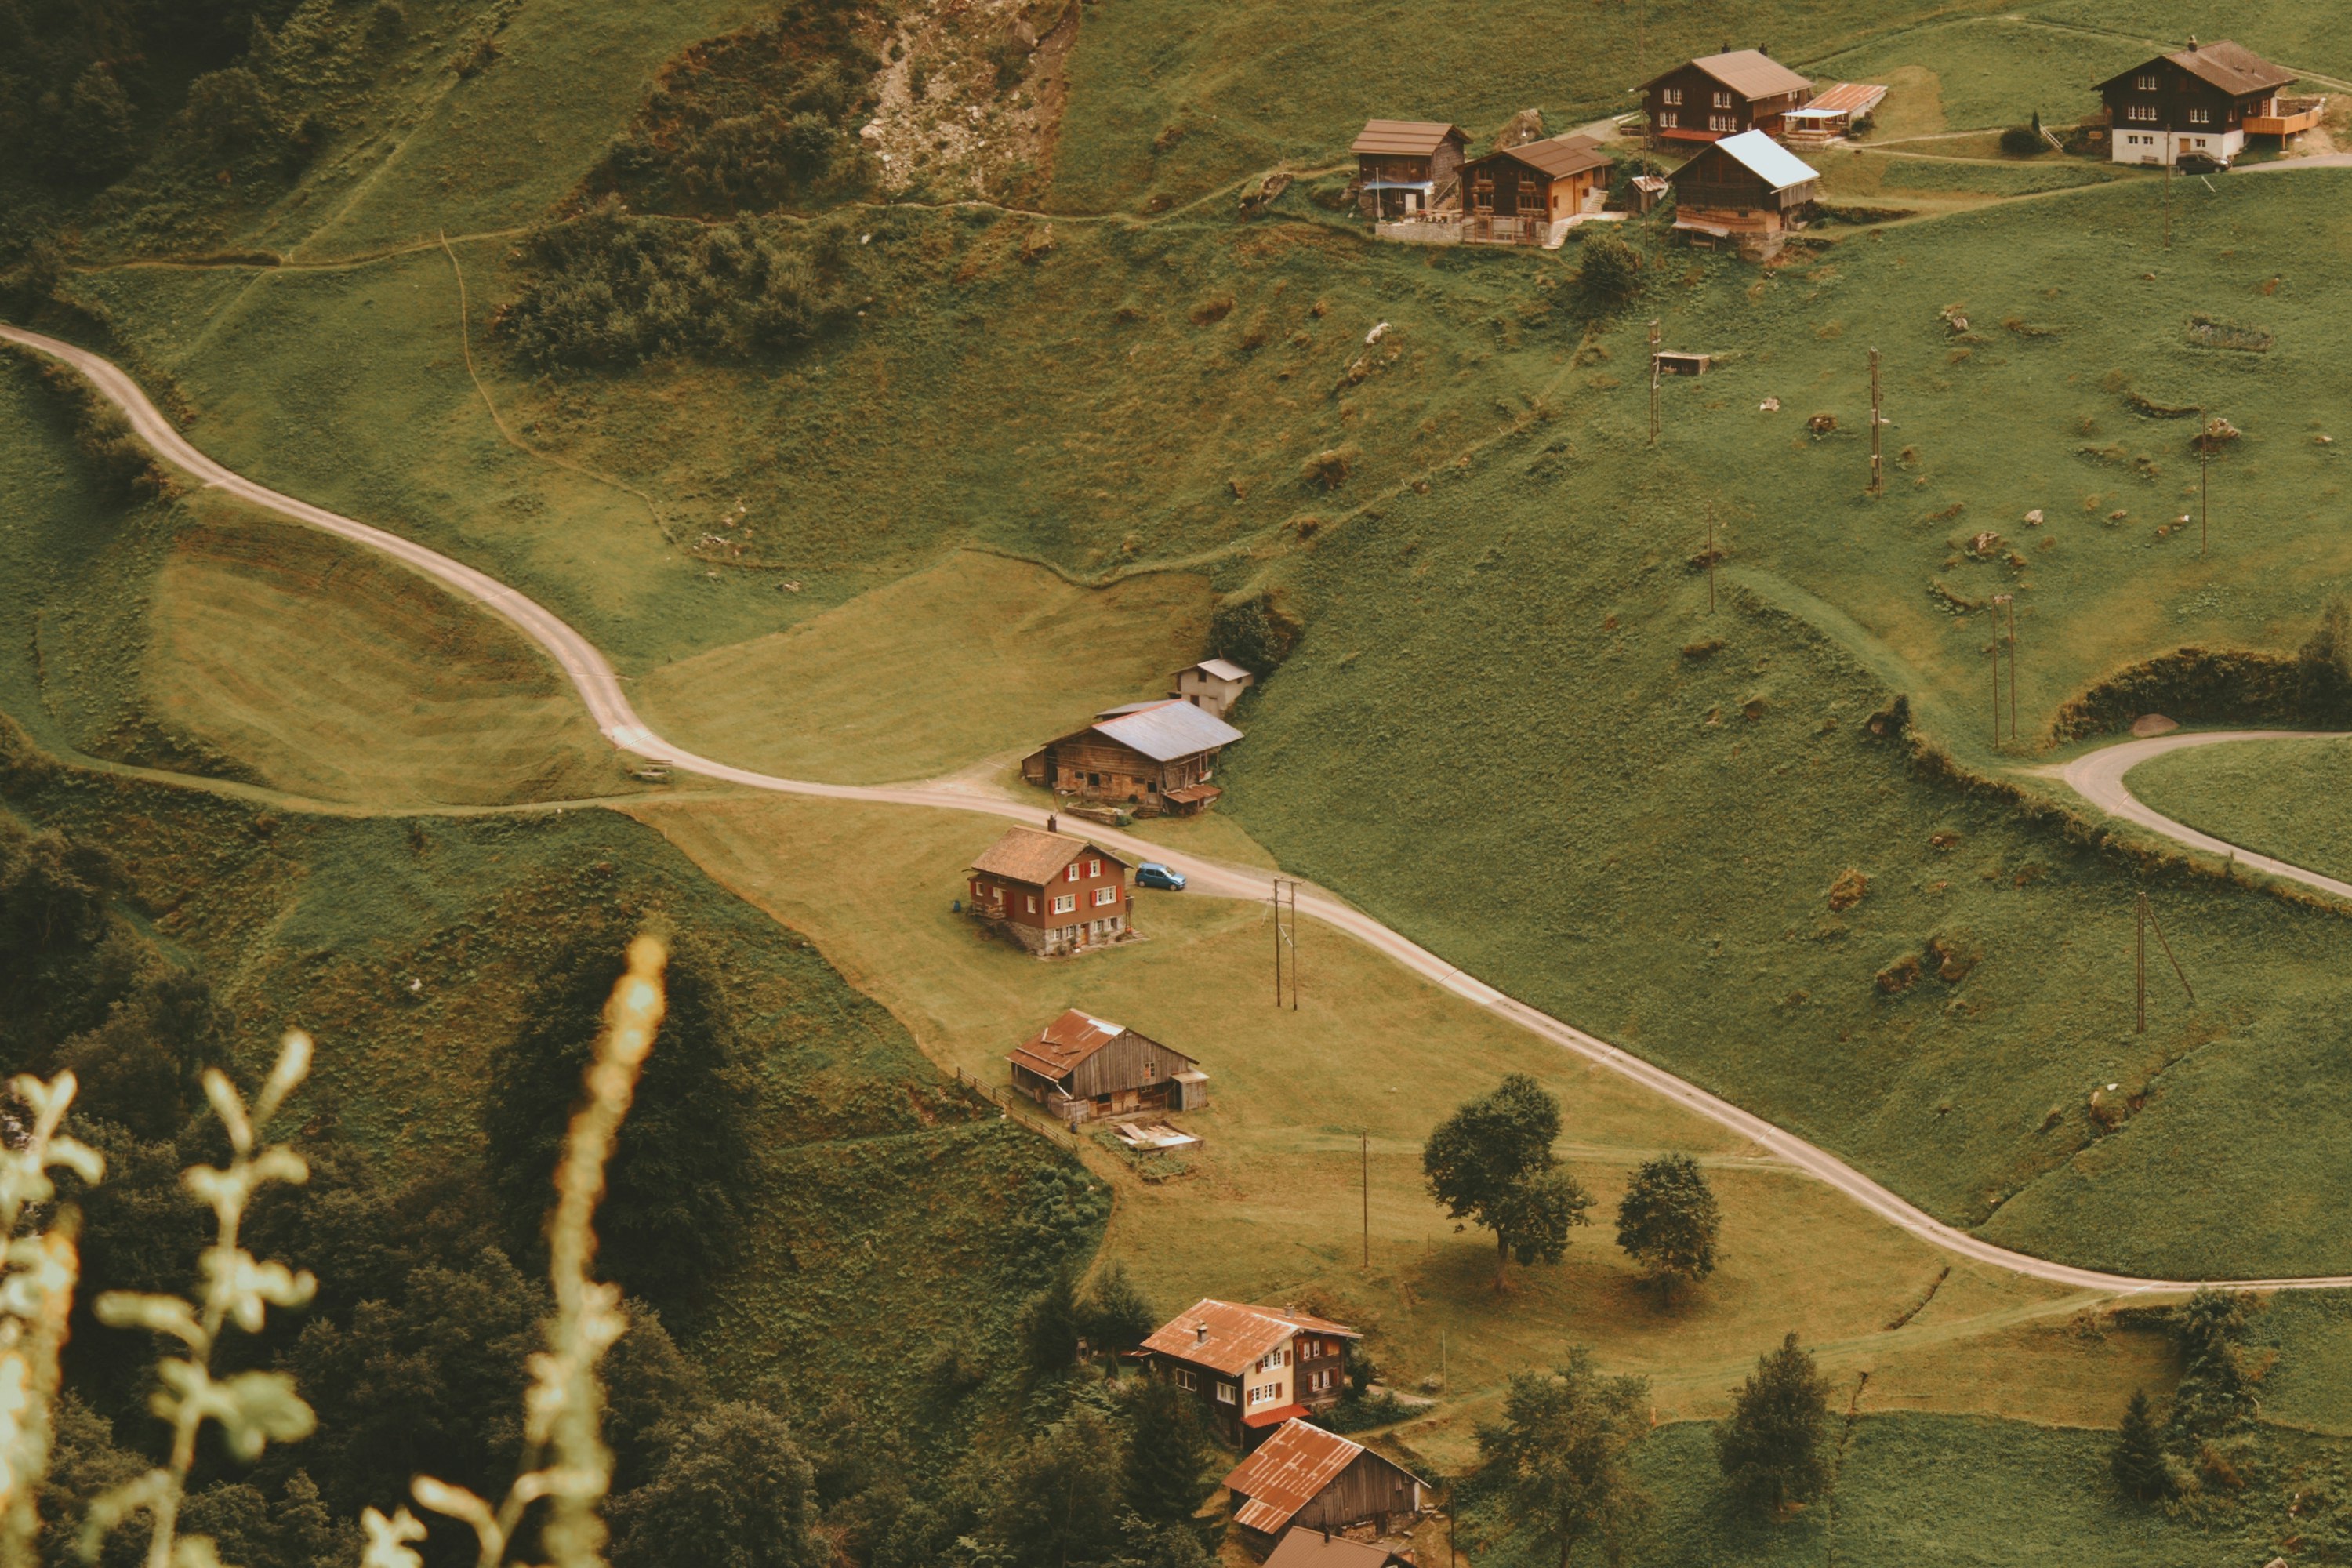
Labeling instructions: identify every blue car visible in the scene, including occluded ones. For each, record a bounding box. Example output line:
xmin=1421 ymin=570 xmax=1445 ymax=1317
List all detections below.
xmin=1134 ymin=862 xmax=1187 ymax=891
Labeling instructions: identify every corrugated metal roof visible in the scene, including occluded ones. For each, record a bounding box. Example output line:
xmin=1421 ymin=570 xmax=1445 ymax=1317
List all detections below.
xmin=1142 ymin=1299 xmax=1358 ymax=1375
xmin=1648 ymin=48 xmax=1813 ymax=100
xmin=1689 ymin=129 xmax=1820 ymax=191
xmin=1802 ymin=81 xmax=1888 ymax=116
xmin=1225 ymin=1420 xmax=1423 ymax=1536
xmin=971 ymin=827 xmax=1130 ymax=886
xmin=1189 ymin=658 xmax=1255 ymax=682
xmin=1264 ymin=1530 xmax=1405 ymax=1568
xmin=1472 ymin=132 xmax=1614 ymax=180
xmin=1351 ymin=119 xmax=1466 ymax=157
xmin=1006 ymin=1009 xmax=1127 ymax=1080
xmin=1093 ymin=700 xmax=1243 ymax=763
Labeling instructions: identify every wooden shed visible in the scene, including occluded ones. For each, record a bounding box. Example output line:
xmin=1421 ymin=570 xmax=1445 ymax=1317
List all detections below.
xmin=1007 ymin=1009 xmax=1207 ymax=1123
xmin=1350 ymin=119 xmax=1468 ymax=219
xmin=1223 ymin=1420 xmax=1426 ymax=1554
xmin=1640 ymin=47 xmax=1813 ymax=143
xmin=1668 ymin=129 xmax=1820 ymax=256
xmin=1457 ymin=134 xmax=1615 ymax=246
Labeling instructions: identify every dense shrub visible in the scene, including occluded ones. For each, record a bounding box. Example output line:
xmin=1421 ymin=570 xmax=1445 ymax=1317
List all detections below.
xmin=498 ymin=202 xmax=855 ymax=370
xmin=1577 ymin=228 xmax=1644 ymax=305
xmin=2001 ymin=123 xmax=2050 ymax=157
xmin=1208 ymin=592 xmax=1302 ymax=678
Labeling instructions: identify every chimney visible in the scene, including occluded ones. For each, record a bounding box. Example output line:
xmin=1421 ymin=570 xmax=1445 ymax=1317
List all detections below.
xmin=2187 ymin=33 xmax=2199 ymax=49
xmin=1759 ymin=42 xmax=1771 ymax=56
xmin=1195 ymin=1323 xmax=1208 ymax=1345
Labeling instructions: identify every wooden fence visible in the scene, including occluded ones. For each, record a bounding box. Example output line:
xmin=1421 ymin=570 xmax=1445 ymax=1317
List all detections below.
xmin=952 ymin=1065 xmax=1083 ymax=1153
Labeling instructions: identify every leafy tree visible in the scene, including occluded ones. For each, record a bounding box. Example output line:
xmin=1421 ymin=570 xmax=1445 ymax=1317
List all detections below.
xmin=1423 ymin=1073 xmax=1592 ymax=1289
xmin=986 ymin=1406 xmax=1127 ymax=1567
xmin=56 ymin=970 xmax=227 ymax=1138
xmin=1104 ymin=1511 xmax=1214 ymax=1568
xmin=182 ymin=67 xmax=275 ymax=152
xmin=1715 ymin=1333 xmax=1834 ymax=1516
xmin=37 ymin=1395 xmax=143 ymax=1568
xmin=1123 ymin=1374 xmax=1209 ymax=1527
xmin=1079 ymin=1261 xmax=1156 ymax=1354
xmin=2169 ymin=1288 xmax=2262 ymax=1445
xmin=1576 ymin=229 xmax=1643 ymax=305
xmin=609 ymin=1403 xmax=824 ymax=1568
xmin=1020 ymin=1271 xmax=1083 ymax=1375
xmin=1475 ymin=1348 xmax=1653 ymax=1568
xmin=2300 ymin=599 xmax=2352 ymax=720
xmin=1613 ymin=1152 xmax=1721 ymax=1298
xmin=63 ymin=64 xmax=137 ymax=180
xmin=483 ymin=931 xmax=749 ymax=1318
xmin=2111 ymin=1388 xmax=2176 ymax=1501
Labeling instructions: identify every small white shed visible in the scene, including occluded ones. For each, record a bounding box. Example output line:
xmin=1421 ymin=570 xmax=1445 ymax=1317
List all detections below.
xmin=1171 ymin=659 xmax=1256 ymax=719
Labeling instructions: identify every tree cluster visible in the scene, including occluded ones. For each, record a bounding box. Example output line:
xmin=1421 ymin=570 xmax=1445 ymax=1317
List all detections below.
xmin=1475 ymin=1348 xmax=1653 ymax=1566
xmin=1423 ymin=1073 xmax=1592 ymax=1289
xmin=2111 ymin=1287 xmax=2267 ymax=1501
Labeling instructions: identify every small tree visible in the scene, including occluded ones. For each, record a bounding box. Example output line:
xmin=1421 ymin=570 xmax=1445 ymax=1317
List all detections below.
xmin=988 ymin=1406 xmax=1128 ymax=1567
xmin=1476 ymin=1348 xmax=1653 ymax=1568
xmin=1079 ymin=1261 xmax=1157 ymax=1354
xmin=609 ymin=1403 xmax=826 ymax=1568
xmin=1423 ymin=1073 xmax=1593 ymax=1290
xmin=1577 ymin=230 xmax=1643 ymax=306
xmin=1123 ymin=1374 xmax=1210 ymax=1526
xmin=1716 ymin=1334 xmax=1834 ymax=1516
xmin=2111 ymin=1388 xmax=2176 ymax=1501
xmin=2169 ymin=1288 xmax=2262 ymax=1446
xmin=1614 ymin=1152 xmax=1722 ymax=1298
xmin=2000 ymin=122 xmax=2049 ymax=157
xmin=1021 ymin=1272 xmax=1083 ymax=1375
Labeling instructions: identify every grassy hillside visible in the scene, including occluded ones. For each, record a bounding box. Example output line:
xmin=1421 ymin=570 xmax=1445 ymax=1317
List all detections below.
xmin=2129 ymin=736 xmax=2352 ymax=883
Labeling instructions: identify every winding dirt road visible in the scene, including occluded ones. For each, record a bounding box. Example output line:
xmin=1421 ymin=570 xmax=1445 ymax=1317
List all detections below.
xmin=2060 ymin=729 xmax=2352 ymax=903
xmin=10 ymin=321 xmax=2351 ymax=1298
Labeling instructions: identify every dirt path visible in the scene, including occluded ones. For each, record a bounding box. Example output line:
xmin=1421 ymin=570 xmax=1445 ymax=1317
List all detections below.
xmin=11 ymin=320 xmax=2352 ymax=1298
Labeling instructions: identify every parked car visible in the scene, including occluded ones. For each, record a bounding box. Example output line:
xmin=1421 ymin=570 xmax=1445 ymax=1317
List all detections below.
xmin=2177 ymin=151 xmax=2230 ymax=175
xmin=1135 ymin=862 xmax=1187 ymax=891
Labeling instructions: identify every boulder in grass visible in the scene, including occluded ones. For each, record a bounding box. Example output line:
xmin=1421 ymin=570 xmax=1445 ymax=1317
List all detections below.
xmin=2131 ymin=713 xmax=2180 ymax=738
xmin=1493 ymin=107 xmax=1546 ymax=149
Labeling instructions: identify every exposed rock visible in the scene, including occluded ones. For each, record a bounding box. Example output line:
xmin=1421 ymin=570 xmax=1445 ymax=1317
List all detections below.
xmin=1828 ymin=869 xmax=1870 ymax=911
xmin=1493 ymin=107 xmax=1546 ymax=150
xmin=1875 ymin=954 xmax=1922 ymax=993
xmin=2130 ymin=713 xmax=2180 ymax=737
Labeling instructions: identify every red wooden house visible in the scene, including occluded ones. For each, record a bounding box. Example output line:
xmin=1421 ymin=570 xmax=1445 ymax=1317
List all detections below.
xmin=967 ymin=827 xmax=1133 ymax=956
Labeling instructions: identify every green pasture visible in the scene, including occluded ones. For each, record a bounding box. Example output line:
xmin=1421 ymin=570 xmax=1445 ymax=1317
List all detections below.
xmin=2130 ymin=736 xmax=2352 ymax=883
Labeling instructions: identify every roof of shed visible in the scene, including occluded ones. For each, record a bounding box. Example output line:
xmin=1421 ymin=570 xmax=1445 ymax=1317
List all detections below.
xmin=1648 ymin=48 xmax=1813 ymax=99
xmin=1142 ymin=1299 xmax=1359 ymax=1375
xmin=2102 ymin=39 xmax=2296 ymax=96
xmin=1225 ymin=1420 xmax=1423 ymax=1536
xmin=1264 ymin=1529 xmax=1406 ymax=1568
xmin=970 ymin=827 xmax=1131 ymax=885
xmin=1801 ymin=81 xmax=1889 ymax=115
xmin=1091 ymin=700 xmax=1245 ymax=762
xmin=1473 ymin=132 xmax=1615 ymax=179
xmin=1351 ymin=119 xmax=1466 ymax=156
xmin=1679 ymin=129 xmax=1820 ymax=191
xmin=1185 ymin=657 xmax=1256 ymax=682
xmin=1007 ymin=1008 xmax=1131 ymax=1080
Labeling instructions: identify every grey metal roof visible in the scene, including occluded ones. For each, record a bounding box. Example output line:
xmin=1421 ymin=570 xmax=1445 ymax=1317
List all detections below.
xmin=1094 ymin=700 xmax=1244 ymax=762
xmin=1191 ymin=658 xmax=1254 ymax=682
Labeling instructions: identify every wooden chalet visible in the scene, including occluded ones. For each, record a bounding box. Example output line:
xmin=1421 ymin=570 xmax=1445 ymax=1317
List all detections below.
xmin=1263 ymin=1530 xmax=1413 ymax=1568
xmin=1668 ymin=129 xmax=1820 ymax=256
xmin=967 ymin=827 xmax=1133 ymax=957
xmin=1139 ymin=1299 xmax=1356 ymax=1446
xmin=1222 ymin=1419 xmax=1427 ymax=1554
xmin=1351 ymin=119 xmax=1468 ymax=220
xmin=1171 ymin=657 xmax=1255 ymax=719
xmin=2098 ymin=38 xmax=2312 ymax=166
xmin=1021 ymin=699 xmax=1243 ymax=816
xmin=1640 ymin=48 xmax=1813 ymax=143
xmin=1457 ymin=134 xmax=1615 ymax=246
xmin=1007 ymin=1009 xmax=1207 ymax=1123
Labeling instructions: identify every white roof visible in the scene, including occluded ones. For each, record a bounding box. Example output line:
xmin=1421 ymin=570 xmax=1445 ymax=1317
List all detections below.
xmin=1093 ymin=700 xmax=1245 ymax=762
xmin=1189 ymin=658 xmax=1254 ymax=683
xmin=1711 ymin=129 xmax=1820 ymax=191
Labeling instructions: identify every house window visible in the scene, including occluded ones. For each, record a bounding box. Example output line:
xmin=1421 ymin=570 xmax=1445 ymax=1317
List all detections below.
xmin=1216 ymin=1383 xmax=1236 ymax=1404
xmin=1712 ymin=89 xmax=1732 ymax=108
xmin=1025 ymin=895 xmax=1037 ymax=913
xmin=1711 ymin=114 xmax=1736 ymax=133
xmin=1657 ymin=110 xmax=1678 ymax=129
xmin=1065 ymin=863 xmax=1081 ymax=883
xmin=1087 ymin=858 xmax=1101 ymax=878
xmin=2136 ymin=73 xmax=2158 ymax=91
xmin=1174 ymin=1369 xmax=1196 ymax=1392
xmin=1661 ymin=87 xmax=1682 ymax=106
xmin=2127 ymin=104 xmax=2156 ymax=122
xmin=2189 ymin=107 xmax=2210 ymax=125
xmin=1053 ymin=894 xmax=1076 ymax=914
xmin=1094 ymin=887 xmax=1118 ymax=907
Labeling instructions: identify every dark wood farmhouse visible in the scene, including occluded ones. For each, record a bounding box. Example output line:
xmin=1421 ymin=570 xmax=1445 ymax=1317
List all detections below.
xmin=1640 ymin=48 xmax=1813 ymax=143
xmin=1668 ymin=129 xmax=1820 ymax=257
xmin=1007 ymin=1009 xmax=1207 ymax=1123
xmin=1022 ymin=699 xmax=1243 ymax=816
xmin=1350 ymin=119 xmax=1468 ymax=219
xmin=1457 ymin=134 xmax=1615 ymax=245
xmin=967 ymin=827 xmax=1133 ymax=957
xmin=1138 ymin=1299 xmax=1356 ymax=1446
xmin=2098 ymin=38 xmax=2308 ymax=166
xmin=1222 ymin=1419 xmax=1428 ymax=1554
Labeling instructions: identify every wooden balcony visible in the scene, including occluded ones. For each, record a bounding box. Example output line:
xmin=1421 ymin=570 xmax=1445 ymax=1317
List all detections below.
xmin=2246 ymin=96 xmax=2327 ymax=136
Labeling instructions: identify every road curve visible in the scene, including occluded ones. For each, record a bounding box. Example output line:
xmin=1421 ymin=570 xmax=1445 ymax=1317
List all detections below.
xmin=2061 ymin=729 xmax=2352 ymax=904
xmin=10 ymin=321 xmax=2351 ymax=1298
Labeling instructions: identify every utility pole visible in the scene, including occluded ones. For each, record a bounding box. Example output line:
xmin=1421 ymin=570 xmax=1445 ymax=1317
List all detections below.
xmin=2136 ymin=890 xmax=2195 ymax=1033
xmin=1704 ymin=510 xmax=1718 ymax=613
xmin=1272 ymin=880 xmax=1299 ymax=1009
xmin=2136 ymin=891 xmax=2147 ymax=1033
xmin=1991 ymin=593 xmax=2016 ymax=742
xmin=1360 ymin=1130 xmax=1370 ymax=1267
xmin=2200 ymin=407 xmax=2212 ymax=556
xmin=1647 ymin=318 xmax=1662 ymax=445
xmin=1868 ymin=347 xmax=1883 ymax=495
xmin=2164 ymin=156 xmax=2174 ymax=249
xmin=2007 ymin=593 xmax=2019 ymax=741
xmin=1988 ymin=609 xmax=2003 ymax=750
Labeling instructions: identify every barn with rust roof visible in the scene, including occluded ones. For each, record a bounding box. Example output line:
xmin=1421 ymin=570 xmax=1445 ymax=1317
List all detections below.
xmin=1350 ymin=118 xmax=1468 ymax=219
xmin=1221 ymin=1418 xmax=1426 ymax=1553
xmin=1007 ymin=1008 xmax=1206 ymax=1123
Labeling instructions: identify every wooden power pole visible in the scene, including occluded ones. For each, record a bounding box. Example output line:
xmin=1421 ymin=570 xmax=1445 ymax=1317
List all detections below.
xmin=2164 ymin=156 xmax=2174 ymax=249
xmin=2200 ymin=408 xmax=2212 ymax=556
xmin=2135 ymin=890 xmax=2194 ymax=1033
xmin=2006 ymin=593 xmax=2019 ymax=741
xmin=1648 ymin=318 xmax=1662 ymax=445
xmin=1868 ymin=347 xmax=1883 ymax=495
xmin=1360 ymin=1130 xmax=1370 ymax=1267
xmin=1271 ymin=880 xmax=1299 ymax=1010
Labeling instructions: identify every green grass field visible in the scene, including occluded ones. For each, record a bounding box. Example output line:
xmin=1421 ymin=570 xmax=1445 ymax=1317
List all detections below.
xmin=2130 ymin=736 xmax=2352 ymax=882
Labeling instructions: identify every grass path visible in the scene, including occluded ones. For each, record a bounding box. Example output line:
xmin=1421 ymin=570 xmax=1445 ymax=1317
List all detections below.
xmin=18 ymin=318 xmax=2352 ymax=1296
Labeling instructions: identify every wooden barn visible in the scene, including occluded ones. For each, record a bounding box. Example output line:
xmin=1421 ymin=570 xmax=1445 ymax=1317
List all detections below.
xmin=1668 ymin=129 xmax=1820 ymax=256
xmin=1138 ymin=1299 xmax=1357 ymax=1446
xmin=1222 ymin=1419 xmax=1427 ymax=1554
xmin=1021 ymin=699 xmax=1243 ymax=816
xmin=1457 ymin=134 xmax=1615 ymax=246
xmin=1007 ymin=1009 xmax=1207 ymax=1123
xmin=966 ymin=827 xmax=1133 ymax=957
xmin=1350 ymin=119 xmax=1468 ymax=219
xmin=1640 ymin=47 xmax=1813 ymax=143
xmin=2098 ymin=38 xmax=2310 ymax=166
